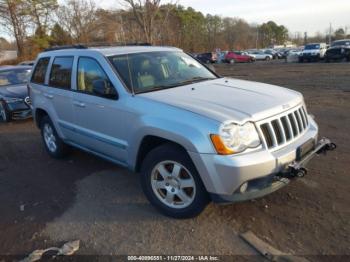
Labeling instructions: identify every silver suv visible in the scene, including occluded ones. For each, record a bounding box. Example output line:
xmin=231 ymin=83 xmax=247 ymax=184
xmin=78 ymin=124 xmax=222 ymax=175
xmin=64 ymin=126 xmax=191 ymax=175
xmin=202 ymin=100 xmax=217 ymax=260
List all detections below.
xmin=29 ymin=45 xmax=335 ymax=218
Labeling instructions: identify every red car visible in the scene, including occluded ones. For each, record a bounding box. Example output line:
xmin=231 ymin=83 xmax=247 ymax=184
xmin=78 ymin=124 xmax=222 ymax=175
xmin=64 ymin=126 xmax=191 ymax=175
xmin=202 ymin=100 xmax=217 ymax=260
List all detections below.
xmin=224 ymin=51 xmax=254 ymax=64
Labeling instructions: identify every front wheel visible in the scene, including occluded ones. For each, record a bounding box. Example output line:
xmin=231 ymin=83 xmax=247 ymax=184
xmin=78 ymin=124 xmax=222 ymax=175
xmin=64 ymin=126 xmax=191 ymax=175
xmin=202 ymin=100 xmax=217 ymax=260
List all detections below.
xmin=40 ymin=116 xmax=70 ymax=158
xmin=265 ymin=56 xmax=271 ymax=61
xmin=140 ymin=144 xmax=210 ymax=218
xmin=0 ymin=100 xmax=11 ymax=122
xmin=229 ymin=59 xmax=235 ymax=64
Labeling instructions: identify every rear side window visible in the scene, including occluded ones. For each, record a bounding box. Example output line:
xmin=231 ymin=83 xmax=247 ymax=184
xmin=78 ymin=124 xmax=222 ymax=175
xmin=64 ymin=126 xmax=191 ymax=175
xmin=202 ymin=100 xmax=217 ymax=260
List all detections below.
xmin=49 ymin=57 xmax=73 ymax=89
xmin=31 ymin=57 xmax=50 ymax=84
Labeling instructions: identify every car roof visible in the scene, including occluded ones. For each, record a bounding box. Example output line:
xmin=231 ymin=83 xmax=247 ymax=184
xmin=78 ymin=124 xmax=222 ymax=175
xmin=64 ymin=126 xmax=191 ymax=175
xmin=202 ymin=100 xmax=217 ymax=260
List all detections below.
xmin=0 ymin=65 xmax=32 ymax=71
xmin=39 ymin=45 xmax=182 ymax=58
xmin=333 ymin=39 xmax=350 ymax=42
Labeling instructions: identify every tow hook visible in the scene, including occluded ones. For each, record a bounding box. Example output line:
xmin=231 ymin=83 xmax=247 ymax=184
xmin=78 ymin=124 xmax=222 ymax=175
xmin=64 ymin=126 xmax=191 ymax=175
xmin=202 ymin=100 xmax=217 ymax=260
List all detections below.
xmin=290 ymin=167 xmax=307 ymax=178
xmin=325 ymin=142 xmax=337 ymax=151
xmin=278 ymin=138 xmax=336 ymax=180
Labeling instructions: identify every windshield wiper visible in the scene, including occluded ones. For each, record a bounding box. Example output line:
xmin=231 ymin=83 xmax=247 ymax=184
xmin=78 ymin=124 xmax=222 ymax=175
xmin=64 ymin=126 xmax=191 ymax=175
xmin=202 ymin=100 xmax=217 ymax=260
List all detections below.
xmin=135 ymin=83 xmax=181 ymax=94
xmin=179 ymin=77 xmax=216 ymax=85
xmin=135 ymin=77 xmax=216 ymax=94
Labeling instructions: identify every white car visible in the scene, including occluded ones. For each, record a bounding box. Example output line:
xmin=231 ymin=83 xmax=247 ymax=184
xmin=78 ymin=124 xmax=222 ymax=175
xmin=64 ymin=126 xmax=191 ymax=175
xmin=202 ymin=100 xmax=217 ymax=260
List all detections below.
xmin=248 ymin=51 xmax=273 ymax=61
xmin=299 ymin=43 xmax=327 ymax=62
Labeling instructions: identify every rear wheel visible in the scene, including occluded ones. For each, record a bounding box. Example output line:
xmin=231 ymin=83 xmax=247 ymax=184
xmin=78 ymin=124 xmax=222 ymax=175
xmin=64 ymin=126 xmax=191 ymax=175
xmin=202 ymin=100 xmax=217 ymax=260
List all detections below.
xmin=0 ymin=100 xmax=11 ymax=122
xmin=229 ymin=59 xmax=235 ymax=64
xmin=40 ymin=115 xmax=69 ymax=158
xmin=140 ymin=144 xmax=210 ymax=218
xmin=265 ymin=56 xmax=271 ymax=61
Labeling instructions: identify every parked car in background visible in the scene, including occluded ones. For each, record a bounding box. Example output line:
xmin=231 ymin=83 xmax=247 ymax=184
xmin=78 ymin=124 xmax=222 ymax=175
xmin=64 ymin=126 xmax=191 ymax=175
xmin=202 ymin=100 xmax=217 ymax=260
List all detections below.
xmin=29 ymin=44 xmax=336 ymax=218
xmin=263 ymin=49 xmax=280 ymax=59
xmin=331 ymin=39 xmax=350 ymax=47
xmin=0 ymin=65 xmax=32 ymax=122
xmin=18 ymin=60 xmax=35 ymax=66
xmin=224 ymin=51 xmax=254 ymax=64
xmin=325 ymin=46 xmax=350 ymax=62
xmin=286 ymin=49 xmax=303 ymax=63
xmin=299 ymin=43 xmax=327 ymax=62
xmin=216 ymin=51 xmax=228 ymax=63
xmin=248 ymin=51 xmax=273 ymax=61
xmin=196 ymin=52 xmax=217 ymax=64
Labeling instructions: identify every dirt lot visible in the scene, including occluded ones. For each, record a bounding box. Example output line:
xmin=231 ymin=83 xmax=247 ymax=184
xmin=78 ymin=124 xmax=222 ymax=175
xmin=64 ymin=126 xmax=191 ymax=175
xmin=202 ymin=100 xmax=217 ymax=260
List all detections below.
xmin=0 ymin=61 xmax=349 ymax=261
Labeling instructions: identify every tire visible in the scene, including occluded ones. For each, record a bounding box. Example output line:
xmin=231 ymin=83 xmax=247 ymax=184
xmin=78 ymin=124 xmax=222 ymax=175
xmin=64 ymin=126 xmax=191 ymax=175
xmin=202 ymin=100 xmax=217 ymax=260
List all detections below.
xmin=299 ymin=58 xmax=304 ymax=63
xmin=140 ymin=143 xmax=210 ymax=218
xmin=265 ymin=56 xmax=271 ymax=61
xmin=0 ymin=100 xmax=11 ymax=122
xmin=229 ymin=59 xmax=235 ymax=64
xmin=40 ymin=115 xmax=69 ymax=158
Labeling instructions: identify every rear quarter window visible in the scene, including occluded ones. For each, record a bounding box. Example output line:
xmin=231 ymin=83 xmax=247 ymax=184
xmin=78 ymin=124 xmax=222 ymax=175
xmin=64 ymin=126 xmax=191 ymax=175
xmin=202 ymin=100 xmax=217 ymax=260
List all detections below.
xmin=49 ymin=57 xmax=74 ymax=89
xmin=31 ymin=57 xmax=50 ymax=84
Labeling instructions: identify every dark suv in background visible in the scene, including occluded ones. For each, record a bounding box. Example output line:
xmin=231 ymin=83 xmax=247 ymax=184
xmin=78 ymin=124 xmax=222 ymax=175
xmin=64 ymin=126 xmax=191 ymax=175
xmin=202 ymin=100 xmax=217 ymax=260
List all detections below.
xmin=195 ymin=52 xmax=217 ymax=64
xmin=325 ymin=39 xmax=350 ymax=62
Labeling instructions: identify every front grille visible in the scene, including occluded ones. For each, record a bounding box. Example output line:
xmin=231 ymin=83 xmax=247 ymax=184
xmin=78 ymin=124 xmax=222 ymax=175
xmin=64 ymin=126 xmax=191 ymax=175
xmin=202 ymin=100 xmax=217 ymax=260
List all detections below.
xmin=259 ymin=106 xmax=309 ymax=149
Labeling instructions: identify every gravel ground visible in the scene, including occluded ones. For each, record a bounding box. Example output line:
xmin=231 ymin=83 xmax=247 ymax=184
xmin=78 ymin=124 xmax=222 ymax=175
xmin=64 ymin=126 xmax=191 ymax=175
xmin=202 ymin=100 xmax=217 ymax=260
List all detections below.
xmin=0 ymin=61 xmax=349 ymax=261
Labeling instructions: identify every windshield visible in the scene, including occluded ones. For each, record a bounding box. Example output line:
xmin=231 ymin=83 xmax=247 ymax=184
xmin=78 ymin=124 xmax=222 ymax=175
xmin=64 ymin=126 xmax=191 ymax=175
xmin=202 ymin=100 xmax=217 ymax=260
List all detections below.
xmin=305 ymin=44 xmax=320 ymax=50
xmin=108 ymin=51 xmax=217 ymax=94
xmin=0 ymin=68 xmax=31 ymax=86
xmin=332 ymin=40 xmax=350 ymax=47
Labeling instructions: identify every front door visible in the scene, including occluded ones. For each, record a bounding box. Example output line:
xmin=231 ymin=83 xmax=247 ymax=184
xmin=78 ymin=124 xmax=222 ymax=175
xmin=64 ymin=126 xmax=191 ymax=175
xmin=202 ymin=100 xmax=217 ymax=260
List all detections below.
xmin=72 ymin=56 xmax=128 ymax=166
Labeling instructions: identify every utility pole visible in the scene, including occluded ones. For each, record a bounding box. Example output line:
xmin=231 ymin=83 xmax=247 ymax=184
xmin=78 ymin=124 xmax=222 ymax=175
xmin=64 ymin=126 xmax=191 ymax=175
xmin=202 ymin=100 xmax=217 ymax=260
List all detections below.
xmin=256 ymin=27 xmax=259 ymax=49
xmin=329 ymin=23 xmax=332 ymax=45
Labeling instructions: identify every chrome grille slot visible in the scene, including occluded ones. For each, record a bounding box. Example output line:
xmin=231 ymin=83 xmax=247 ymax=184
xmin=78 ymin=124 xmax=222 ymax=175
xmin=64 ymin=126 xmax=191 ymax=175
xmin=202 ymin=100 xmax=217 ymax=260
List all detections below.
xmin=259 ymin=105 xmax=309 ymax=149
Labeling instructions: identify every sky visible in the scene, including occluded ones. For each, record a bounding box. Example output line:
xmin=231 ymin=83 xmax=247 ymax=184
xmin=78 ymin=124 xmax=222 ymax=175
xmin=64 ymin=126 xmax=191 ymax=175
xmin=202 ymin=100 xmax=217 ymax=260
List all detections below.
xmin=96 ymin=0 xmax=350 ymax=35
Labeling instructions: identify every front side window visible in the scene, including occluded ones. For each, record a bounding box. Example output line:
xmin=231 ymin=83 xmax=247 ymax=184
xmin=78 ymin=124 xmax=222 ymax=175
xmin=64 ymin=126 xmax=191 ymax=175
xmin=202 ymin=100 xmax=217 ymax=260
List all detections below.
xmin=49 ymin=57 xmax=73 ymax=89
xmin=77 ymin=57 xmax=114 ymax=96
xmin=108 ymin=51 xmax=217 ymax=94
xmin=31 ymin=57 xmax=50 ymax=84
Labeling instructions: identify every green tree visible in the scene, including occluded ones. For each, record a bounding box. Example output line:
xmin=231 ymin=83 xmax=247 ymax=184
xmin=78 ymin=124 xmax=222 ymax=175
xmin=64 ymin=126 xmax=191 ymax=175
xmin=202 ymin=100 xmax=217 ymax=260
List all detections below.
xmin=50 ymin=23 xmax=71 ymax=45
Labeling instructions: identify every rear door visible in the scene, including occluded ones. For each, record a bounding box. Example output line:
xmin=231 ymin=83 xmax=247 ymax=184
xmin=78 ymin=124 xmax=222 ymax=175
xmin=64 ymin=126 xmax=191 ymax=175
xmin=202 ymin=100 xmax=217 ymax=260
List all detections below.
xmin=46 ymin=56 xmax=76 ymax=140
xmin=71 ymin=56 xmax=127 ymax=165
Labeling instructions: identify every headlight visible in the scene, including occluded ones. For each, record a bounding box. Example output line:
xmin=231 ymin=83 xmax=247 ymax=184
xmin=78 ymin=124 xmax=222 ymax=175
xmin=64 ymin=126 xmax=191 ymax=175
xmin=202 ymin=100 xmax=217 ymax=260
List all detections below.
xmin=210 ymin=121 xmax=261 ymax=155
xmin=2 ymin=97 xmax=23 ymax=103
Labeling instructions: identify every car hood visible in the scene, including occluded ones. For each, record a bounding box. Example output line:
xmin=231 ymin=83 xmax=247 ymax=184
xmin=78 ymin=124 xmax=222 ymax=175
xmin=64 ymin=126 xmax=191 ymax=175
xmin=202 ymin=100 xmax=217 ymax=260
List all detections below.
xmin=0 ymin=84 xmax=28 ymax=99
xmin=139 ymin=78 xmax=303 ymax=123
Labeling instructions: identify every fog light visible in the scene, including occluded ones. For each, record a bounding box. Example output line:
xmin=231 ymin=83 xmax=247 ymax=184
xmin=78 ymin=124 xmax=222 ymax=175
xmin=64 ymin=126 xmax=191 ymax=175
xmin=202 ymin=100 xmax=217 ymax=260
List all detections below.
xmin=240 ymin=182 xmax=248 ymax=193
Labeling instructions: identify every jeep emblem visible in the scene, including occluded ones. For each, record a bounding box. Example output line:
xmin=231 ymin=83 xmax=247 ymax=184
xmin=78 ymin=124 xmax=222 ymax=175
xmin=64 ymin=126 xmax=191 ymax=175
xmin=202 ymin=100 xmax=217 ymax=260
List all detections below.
xmin=282 ymin=104 xmax=290 ymax=109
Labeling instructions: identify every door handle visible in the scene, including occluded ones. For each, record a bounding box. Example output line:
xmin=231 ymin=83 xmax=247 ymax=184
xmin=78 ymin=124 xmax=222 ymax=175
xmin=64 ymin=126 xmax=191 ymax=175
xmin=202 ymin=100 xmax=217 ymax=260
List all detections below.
xmin=73 ymin=101 xmax=86 ymax=108
xmin=43 ymin=93 xmax=54 ymax=99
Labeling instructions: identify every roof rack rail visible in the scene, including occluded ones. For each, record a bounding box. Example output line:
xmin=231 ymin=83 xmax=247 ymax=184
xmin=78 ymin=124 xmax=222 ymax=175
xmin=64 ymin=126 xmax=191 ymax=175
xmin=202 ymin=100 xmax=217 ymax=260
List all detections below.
xmin=86 ymin=42 xmax=152 ymax=47
xmin=44 ymin=44 xmax=87 ymax=52
xmin=43 ymin=42 xmax=152 ymax=52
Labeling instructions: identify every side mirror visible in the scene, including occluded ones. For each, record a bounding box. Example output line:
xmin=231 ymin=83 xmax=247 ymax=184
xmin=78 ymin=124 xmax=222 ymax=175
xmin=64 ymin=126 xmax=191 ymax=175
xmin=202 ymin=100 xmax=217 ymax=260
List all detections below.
xmin=92 ymin=79 xmax=118 ymax=99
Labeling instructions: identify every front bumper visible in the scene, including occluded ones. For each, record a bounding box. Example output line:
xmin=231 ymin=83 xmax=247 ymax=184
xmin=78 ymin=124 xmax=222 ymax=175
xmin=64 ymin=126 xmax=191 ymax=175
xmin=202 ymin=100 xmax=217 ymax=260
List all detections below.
xmin=189 ymin=117 xmax=335 ymax=202
xmin=210 ymin=137 xmax=336 ymax=203
xmin=2 ymin=99 xmax=32 ymax=120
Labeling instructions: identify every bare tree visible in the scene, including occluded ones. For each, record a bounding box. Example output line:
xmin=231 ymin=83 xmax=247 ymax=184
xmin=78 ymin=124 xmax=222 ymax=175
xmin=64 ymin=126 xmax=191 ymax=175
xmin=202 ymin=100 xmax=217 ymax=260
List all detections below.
xmin=121 ymin=0 xmax=163 ymax=44
xmin=56 ymin=0 xmax=98 ymax=43
xmin=0 ymin=0 xmax=28 ymax=56
xmin=23 ymin=0 xmax=58 ymax=37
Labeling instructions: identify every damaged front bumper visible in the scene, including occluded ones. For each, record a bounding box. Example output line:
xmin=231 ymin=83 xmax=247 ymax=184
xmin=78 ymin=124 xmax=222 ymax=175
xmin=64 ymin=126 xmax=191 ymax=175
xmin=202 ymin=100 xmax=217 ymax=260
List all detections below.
xmin=211 ymin=137 xmax=336 ymax=203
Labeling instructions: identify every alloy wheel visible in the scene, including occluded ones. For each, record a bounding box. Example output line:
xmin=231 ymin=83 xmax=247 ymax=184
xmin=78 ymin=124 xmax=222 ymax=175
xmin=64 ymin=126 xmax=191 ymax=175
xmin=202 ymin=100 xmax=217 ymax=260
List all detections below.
xmin=151 ymin=161 xmax=196 ymax=209
xmin=43 ymin=123 xmax=57 ymax=153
